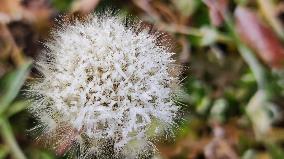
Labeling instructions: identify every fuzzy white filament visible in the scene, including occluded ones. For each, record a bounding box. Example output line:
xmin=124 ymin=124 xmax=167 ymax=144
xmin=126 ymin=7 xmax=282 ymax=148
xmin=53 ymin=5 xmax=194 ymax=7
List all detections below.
xmin=28 ymin=13 xmax=179 ymax=158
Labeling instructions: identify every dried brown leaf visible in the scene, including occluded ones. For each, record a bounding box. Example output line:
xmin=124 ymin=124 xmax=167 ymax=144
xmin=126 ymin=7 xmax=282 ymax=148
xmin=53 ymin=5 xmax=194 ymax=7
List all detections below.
xmin=276 ymin=2 xmax=284 ymax=25
xmin=0 ymin=0 xmax=24 ymax=23
xmin=21 ymin=0 xmax=54 ymax=35
xmin=178 ymin=36 xmax=191 ymax=64
xmin=132 ymin=0 xmax=161 ymax=22
xmin=0 ymin=24 xmax=25 ymax=66
xmin=71 ymin=0 xmax=101 ymax=14
xmin=151 ymin=1 xmax=178 ymax=23
xmin=204 ymin=124 xmax=239 ymax=159
xmin=203 ymin=0 xmax=229 ymax=27
xmin=257 ymin=0 xmax=284 ymax=40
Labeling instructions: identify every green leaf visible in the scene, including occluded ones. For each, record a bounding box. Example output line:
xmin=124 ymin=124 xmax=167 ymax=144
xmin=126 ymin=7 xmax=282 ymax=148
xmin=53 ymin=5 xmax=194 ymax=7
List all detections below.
xmin=30 ymin=150 xmax=55 ymax=159
xmin=0 ymin=145 xmax=9 ymax=159
xmin=51 ymin=0 xmax=74 ymax=12
xmin=0 ymin=118 xmax=26 ymax=159
xmin=0 ymin=61 xmax=31 ymax=115
xmin=267 ymin=143 xmax=284 ymax=159
xmin=242 ymin=149 xmax=257 ymax=159
xmin=4 ymin=100 xmax=30 ymax=117
xmin=210 ymin=98 xmax=228 ymax=122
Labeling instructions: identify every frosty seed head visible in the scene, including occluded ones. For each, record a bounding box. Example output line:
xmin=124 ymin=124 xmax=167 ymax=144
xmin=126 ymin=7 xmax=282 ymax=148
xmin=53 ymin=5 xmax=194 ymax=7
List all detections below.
xmin=27 ymin=13 xmax=180 ymax=157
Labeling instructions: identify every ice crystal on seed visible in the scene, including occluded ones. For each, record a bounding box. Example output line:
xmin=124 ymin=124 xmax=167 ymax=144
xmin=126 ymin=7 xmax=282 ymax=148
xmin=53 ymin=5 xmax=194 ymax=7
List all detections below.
xmin=27 ymin=13 xmax=180 ymax=158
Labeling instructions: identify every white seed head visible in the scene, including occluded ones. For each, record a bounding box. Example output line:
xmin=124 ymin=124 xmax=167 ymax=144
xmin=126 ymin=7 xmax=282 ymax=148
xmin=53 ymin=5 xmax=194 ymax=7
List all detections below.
xmin=27 ymin=13 xmax=180 ymax=157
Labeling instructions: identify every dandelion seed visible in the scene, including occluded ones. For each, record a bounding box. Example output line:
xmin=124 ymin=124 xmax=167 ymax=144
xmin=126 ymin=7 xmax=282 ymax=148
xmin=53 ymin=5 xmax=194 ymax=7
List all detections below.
xmin=27 ymin=13 xmax=180 ymax=158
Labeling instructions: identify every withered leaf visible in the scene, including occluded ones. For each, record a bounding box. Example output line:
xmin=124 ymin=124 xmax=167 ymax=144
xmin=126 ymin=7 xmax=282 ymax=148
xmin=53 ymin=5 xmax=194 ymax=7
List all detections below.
xmin=203 ymin=0 xmax=229 ymax=27
xmin=235 ymin=7 xmax=284 ymax=68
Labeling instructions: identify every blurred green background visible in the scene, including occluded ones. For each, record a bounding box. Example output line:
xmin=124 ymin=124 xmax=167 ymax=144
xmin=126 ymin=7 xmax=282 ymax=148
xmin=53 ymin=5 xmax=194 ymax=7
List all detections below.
xmin=1 ymin=0 xmax=284 ymax=158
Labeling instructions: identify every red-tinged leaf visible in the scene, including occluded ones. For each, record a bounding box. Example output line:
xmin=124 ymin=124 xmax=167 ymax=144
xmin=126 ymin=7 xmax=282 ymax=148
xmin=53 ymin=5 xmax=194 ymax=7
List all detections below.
xmin=36 ymin=124 xmax=79 ymax=156
xmin=235 ymin=7 xmax=284 ymax=68
xmin=203 ymin=0 xmax=229 ymax=27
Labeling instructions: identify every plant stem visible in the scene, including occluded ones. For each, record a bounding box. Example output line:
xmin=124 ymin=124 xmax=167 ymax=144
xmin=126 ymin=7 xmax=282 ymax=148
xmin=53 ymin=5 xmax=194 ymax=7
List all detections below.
xmin=238 ymin=44 xmax=266 ymax=89
xmin=0 ymin=118 xmax=26 ymax=159
xmin=223 ymin=11 xmax=267 ymax=90
xmin=201 ymin=0 xmax=267 ymax=89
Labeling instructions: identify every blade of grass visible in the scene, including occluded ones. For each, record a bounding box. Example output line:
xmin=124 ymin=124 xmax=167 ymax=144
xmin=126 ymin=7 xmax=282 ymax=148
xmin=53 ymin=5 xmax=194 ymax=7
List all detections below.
xmin=223 ymin=9 xmax=267 ymax=90
xmin=0 ymin=144 xmax=9 ymax=159
xmin=0 ymin=118 xmax=26 ymax=159
xmin=267 ymin=143 xmax=284 ymax=159
xmin=237 ymin=44 xmax=266 ymax=90
xmin=0 ymin=61 xmax=31 ymax=115
xmin=201 ymin=1 xmax=267 ymax=89
xmin=4 ymin=100 xmax=30 ymax=118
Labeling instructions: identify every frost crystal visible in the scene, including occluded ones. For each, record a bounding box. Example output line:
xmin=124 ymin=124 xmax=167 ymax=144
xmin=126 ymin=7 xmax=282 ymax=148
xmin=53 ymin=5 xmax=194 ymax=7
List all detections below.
xmin=28 ymin=13 xmax=179 ymax=158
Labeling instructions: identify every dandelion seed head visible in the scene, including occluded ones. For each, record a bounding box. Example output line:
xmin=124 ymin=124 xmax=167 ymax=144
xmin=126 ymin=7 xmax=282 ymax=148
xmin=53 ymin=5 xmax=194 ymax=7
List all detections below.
xmin=28 ymin=13 xmax=180 ymax=157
